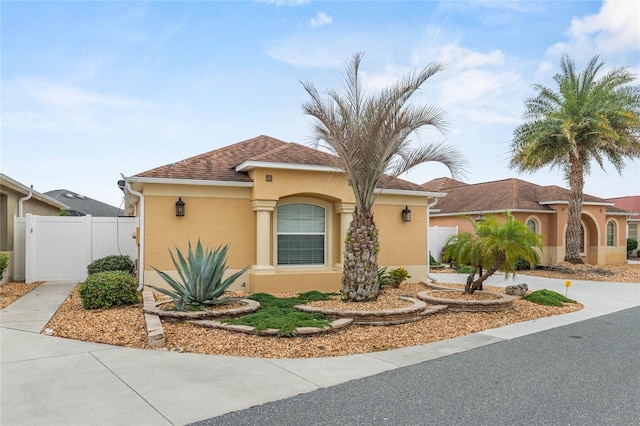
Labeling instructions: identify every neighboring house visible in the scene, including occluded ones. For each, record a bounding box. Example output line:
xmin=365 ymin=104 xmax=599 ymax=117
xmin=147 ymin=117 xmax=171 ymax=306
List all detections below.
xmin=422 ymin=177 xmax=631 ymax=266
xmin=123 ymin=135 xmax=445 ymax=293
xmin=45 ymin=189 xmax=124 ymax=217
xmin=0 ymin=174 xmax=67 ymax=283
xmin=605 ymin=196 xmax=640 ymax=242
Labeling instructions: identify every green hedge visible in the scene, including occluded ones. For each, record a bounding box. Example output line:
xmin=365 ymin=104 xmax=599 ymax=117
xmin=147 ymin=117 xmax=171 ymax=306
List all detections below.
xmin=79 ymin=271 xmax=139 ymax=309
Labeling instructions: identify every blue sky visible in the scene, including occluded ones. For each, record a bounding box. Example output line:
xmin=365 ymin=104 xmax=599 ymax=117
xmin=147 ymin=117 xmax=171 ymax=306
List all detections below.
xmin=2 ymin=0 xmax=639 ymax=209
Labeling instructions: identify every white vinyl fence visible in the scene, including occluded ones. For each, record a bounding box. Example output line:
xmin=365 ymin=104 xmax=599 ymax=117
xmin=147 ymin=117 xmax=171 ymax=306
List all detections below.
xmin=428 ymin=226 xmax=458 ymax=262
xmin=13 ymin=214 xmax=138 ymax=283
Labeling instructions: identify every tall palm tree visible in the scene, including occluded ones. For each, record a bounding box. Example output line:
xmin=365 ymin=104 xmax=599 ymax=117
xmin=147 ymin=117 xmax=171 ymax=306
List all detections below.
xmin=302 ymin=53 xmax=467 ymax=302
xmin=510 ymin=54 xmax=640 ymax=264
xmin=443 ymin=212 xmax=543 ymax=294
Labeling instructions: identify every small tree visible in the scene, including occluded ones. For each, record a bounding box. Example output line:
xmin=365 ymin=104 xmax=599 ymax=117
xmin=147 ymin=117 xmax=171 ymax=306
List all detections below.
xmin=443 ymin=212 xmax=543 ymax=294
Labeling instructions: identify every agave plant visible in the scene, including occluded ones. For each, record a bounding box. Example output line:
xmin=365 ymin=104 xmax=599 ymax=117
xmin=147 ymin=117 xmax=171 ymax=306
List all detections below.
xmin=150 ymin=239 xmax=249 ymax=311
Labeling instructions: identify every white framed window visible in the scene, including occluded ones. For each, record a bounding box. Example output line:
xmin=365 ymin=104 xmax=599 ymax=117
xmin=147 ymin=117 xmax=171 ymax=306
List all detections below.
xmin=526 ymin=218 xmax=538 ymax=234
xmin=277 ymin=203 xmax=325 ymax=266
xmin=606 ymin=221 xmax=616 ymax=247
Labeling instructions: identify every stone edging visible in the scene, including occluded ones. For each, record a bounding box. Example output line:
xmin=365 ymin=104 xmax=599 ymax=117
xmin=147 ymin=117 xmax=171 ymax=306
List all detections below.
xmin=417 ymin=283 xmax=514 ymax=312
xmin=142 ymin=291 xmax=165 ymax=348
xmin=143 ymin=297 xmax=260 ymax=320
xmin=187 ymin=317 xmax=354 ymax=336
xmin=295 ymin=296 xmax=433 ymax=325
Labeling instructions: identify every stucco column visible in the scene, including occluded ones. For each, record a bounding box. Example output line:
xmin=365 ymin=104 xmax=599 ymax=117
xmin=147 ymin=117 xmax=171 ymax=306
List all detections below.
xmin=251 ymin=200 xmax=277 ymax=273
xmin=335 ymin=202 xmax=355 ymax=269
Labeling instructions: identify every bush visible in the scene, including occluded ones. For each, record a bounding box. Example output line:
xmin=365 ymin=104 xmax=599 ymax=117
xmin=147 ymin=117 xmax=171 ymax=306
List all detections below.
xmin=521 ymin=289 xmax=576 ymax=307
xmin=429 ymin=252 xmax=440 ymax=266
xmin=79 ymin=271 xmax=139 ymax=309
xmin=515 ymin=256 xmax=532 ymax=271
xmin=87 ymin=255 xmax=135 ymax=275
xmin=456 ymin=265 xmax=473 ymax=274
xmin=627 ymin=238 xmax=638 ymax=254
xmin=379 ymin=267 xmax=410 ymax=288
xmin=0 ymin=252 xmax=9 ymax=279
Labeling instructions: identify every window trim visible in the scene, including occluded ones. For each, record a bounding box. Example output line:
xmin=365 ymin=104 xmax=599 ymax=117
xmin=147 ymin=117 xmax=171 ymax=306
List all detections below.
xmin=274 ymin=199 xmax=332 ymax=269
xmin=606 ymin=220 xmax=616 ymax=247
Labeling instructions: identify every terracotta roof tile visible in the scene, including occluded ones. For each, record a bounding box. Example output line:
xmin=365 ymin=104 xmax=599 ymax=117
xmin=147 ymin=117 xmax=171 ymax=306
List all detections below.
xmin=134 ymin=134 xmax=428 ymax=192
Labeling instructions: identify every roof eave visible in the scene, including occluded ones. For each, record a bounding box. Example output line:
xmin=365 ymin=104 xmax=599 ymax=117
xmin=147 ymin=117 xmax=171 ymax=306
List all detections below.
xmin=235 ymin=161 xmax=342 ymax=174
xmin=125 ymin=176 xmax=254 ymax=188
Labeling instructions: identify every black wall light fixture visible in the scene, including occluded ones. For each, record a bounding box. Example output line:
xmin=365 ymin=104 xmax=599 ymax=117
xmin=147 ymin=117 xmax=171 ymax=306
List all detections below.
xmin=175 ymin=197 xmax=185 ymax=217
xmin=402 ymin=205 xmax=411 ymax=222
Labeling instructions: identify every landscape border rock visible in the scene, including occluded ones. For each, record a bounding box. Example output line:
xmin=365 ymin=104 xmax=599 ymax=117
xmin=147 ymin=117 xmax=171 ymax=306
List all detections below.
xmin=418 ymin=289 xmax=514 ymax=312
xmin=187 ymin=317 xmax=354 ymax=336
xmin=295 ymin=296 xmax=437 ymax=325
xmin=143 ymin=295 xmax=260 ymax=320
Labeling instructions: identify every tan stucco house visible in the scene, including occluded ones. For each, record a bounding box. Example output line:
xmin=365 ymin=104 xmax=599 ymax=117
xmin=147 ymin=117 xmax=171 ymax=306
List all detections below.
xmin=1 ymin=174 xmax=67 ymax=283
xmin=423 ymin=177 xmax=631 ymax=266
xmin=123 ymin=135 xmax=445 ymax=293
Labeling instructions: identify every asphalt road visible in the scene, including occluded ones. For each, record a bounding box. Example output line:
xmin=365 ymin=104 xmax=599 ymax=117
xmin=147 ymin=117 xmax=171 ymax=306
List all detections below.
xmin=191 ymin=306 xmax=640 ymax=426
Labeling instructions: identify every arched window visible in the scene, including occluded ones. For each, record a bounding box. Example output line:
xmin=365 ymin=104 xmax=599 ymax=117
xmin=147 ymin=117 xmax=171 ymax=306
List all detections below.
xmin=526 ymin=219 xmax=537 ymax=234
xmin=606 ymin=221 xmax=616 ymax=247
xmin=277 ymin=203 xmax=325 ymax=265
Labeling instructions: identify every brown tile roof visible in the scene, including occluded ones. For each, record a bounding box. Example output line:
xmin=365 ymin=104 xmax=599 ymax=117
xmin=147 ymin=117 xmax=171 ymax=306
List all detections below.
xmin=606 ymin=196 xmax=640 ymax=214
xmin=422 ymin=177 xmax=468 ymax=191
xmin=424 ymin=177 xmax=625 ymax=214
xmin=134 ymin=135 xmax=428 ymax=192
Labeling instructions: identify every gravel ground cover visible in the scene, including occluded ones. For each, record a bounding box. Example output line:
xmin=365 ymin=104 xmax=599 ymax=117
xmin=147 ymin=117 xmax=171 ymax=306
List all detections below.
xmin=2 ymin=262 xmax=637 ymax=359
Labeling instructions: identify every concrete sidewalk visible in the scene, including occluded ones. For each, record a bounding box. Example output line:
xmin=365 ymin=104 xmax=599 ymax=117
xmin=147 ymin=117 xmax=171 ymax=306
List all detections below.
xmin=1 ymin=274 xmax=639 ymax=426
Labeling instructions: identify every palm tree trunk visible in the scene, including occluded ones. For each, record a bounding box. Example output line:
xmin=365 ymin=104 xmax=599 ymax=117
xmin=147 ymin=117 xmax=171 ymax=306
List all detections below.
xmin=565 ymin=156 xmax=585 ymax=264
xmin=342 ymin=210 xmax=380 ymax=302
xmin=467 ymin=255 xmax=505 ymax=294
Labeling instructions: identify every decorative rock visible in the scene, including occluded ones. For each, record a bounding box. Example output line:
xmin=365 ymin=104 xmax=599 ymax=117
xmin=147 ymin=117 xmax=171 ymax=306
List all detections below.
xmin=505 ymin=283 xmax=529 ymax=296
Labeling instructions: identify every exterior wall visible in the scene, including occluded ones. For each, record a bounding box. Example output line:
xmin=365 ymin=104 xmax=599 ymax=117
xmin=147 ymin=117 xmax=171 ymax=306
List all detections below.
xmin=137 ymin=170 xmax=433 ymax=293
xmin=140 ymin=184 xmax=256 ymax=290
xmin=430 ymin=205 xmax=626 ymax=266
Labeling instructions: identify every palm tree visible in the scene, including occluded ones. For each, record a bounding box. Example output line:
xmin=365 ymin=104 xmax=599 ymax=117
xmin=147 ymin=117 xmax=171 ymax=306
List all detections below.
xmin=302 ymin=52 xmax=467 ymax=302
xmin=510 ymin=54 xmax=640 ymax=264
xmin=443 ymin=212 xmax=543 ymax=294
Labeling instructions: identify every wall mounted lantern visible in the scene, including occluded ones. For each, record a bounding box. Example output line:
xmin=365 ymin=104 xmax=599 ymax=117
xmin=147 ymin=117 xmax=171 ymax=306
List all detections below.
xmin=175 ymin=197 xmax=185 ymax=217
xmin=402 ymin=205 xmax=412 ymax=222
xmin=475 ymin=212 xmax=485 ymax=223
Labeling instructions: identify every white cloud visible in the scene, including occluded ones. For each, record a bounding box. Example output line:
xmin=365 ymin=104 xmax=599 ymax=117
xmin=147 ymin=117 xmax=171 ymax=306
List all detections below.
xmin=2 ymin=78 xmax=161 ymax=131
xmin=310 ymin=12 xmax=332 ymax=28
xmin=261 ymin=0 xmax=310 ymax=6
xmin=548 ymin=0 xmax=640 ymax=59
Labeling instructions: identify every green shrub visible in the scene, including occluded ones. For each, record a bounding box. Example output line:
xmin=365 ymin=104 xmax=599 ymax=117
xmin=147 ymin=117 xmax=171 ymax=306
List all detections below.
xmin=87 ymin=255 xmax=135 ymax=275
xmin=627 ymin=238 xmax=638 ymax=253
xmin=0 ymin=252 xmax=8 ymax=279
xmin=429 ymin=252 xmax=440 ymax=266
xmin=515 ymin=256 xmax=532 ymax=271
xmin=521 ymin=289 xmax=576 ymax=307
xmin=79 ymin=271 xmax=139 ymax=309
xmin=379 ymin=267 xmax=410 ymax=288
xmin=456 ymin=265 xmax=473 ymax=274
xmin=150 ymin=239 xmax=249 ymax=311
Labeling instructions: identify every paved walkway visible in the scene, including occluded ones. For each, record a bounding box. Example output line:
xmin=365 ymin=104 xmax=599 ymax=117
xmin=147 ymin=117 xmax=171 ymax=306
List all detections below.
xmin=1 ymin=274 xmax=639 ymax=426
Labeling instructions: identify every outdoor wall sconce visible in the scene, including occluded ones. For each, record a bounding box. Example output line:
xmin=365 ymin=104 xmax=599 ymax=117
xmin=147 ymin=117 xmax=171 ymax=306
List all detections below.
xmin=402 ymin=205 xmax=412 ymax=222
xmin=175 ymin=197 xmax=185 ymax=217
xmin=475 ymin=212 xmax=485 ymax=223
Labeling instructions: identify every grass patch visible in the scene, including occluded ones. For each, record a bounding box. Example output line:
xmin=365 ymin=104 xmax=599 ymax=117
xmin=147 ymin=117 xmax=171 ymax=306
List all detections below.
xmin=224 ymin=291 xmax=332 ymax=336
xmin=521 ymin=289 xmax=576 ymax=307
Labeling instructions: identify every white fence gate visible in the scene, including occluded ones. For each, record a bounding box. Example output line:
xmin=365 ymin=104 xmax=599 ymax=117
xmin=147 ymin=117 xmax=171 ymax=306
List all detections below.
xmin=428 ymin=226 xmax=458 ymax=262
xmin=13 ymin=214 xmax=138 ymax=283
